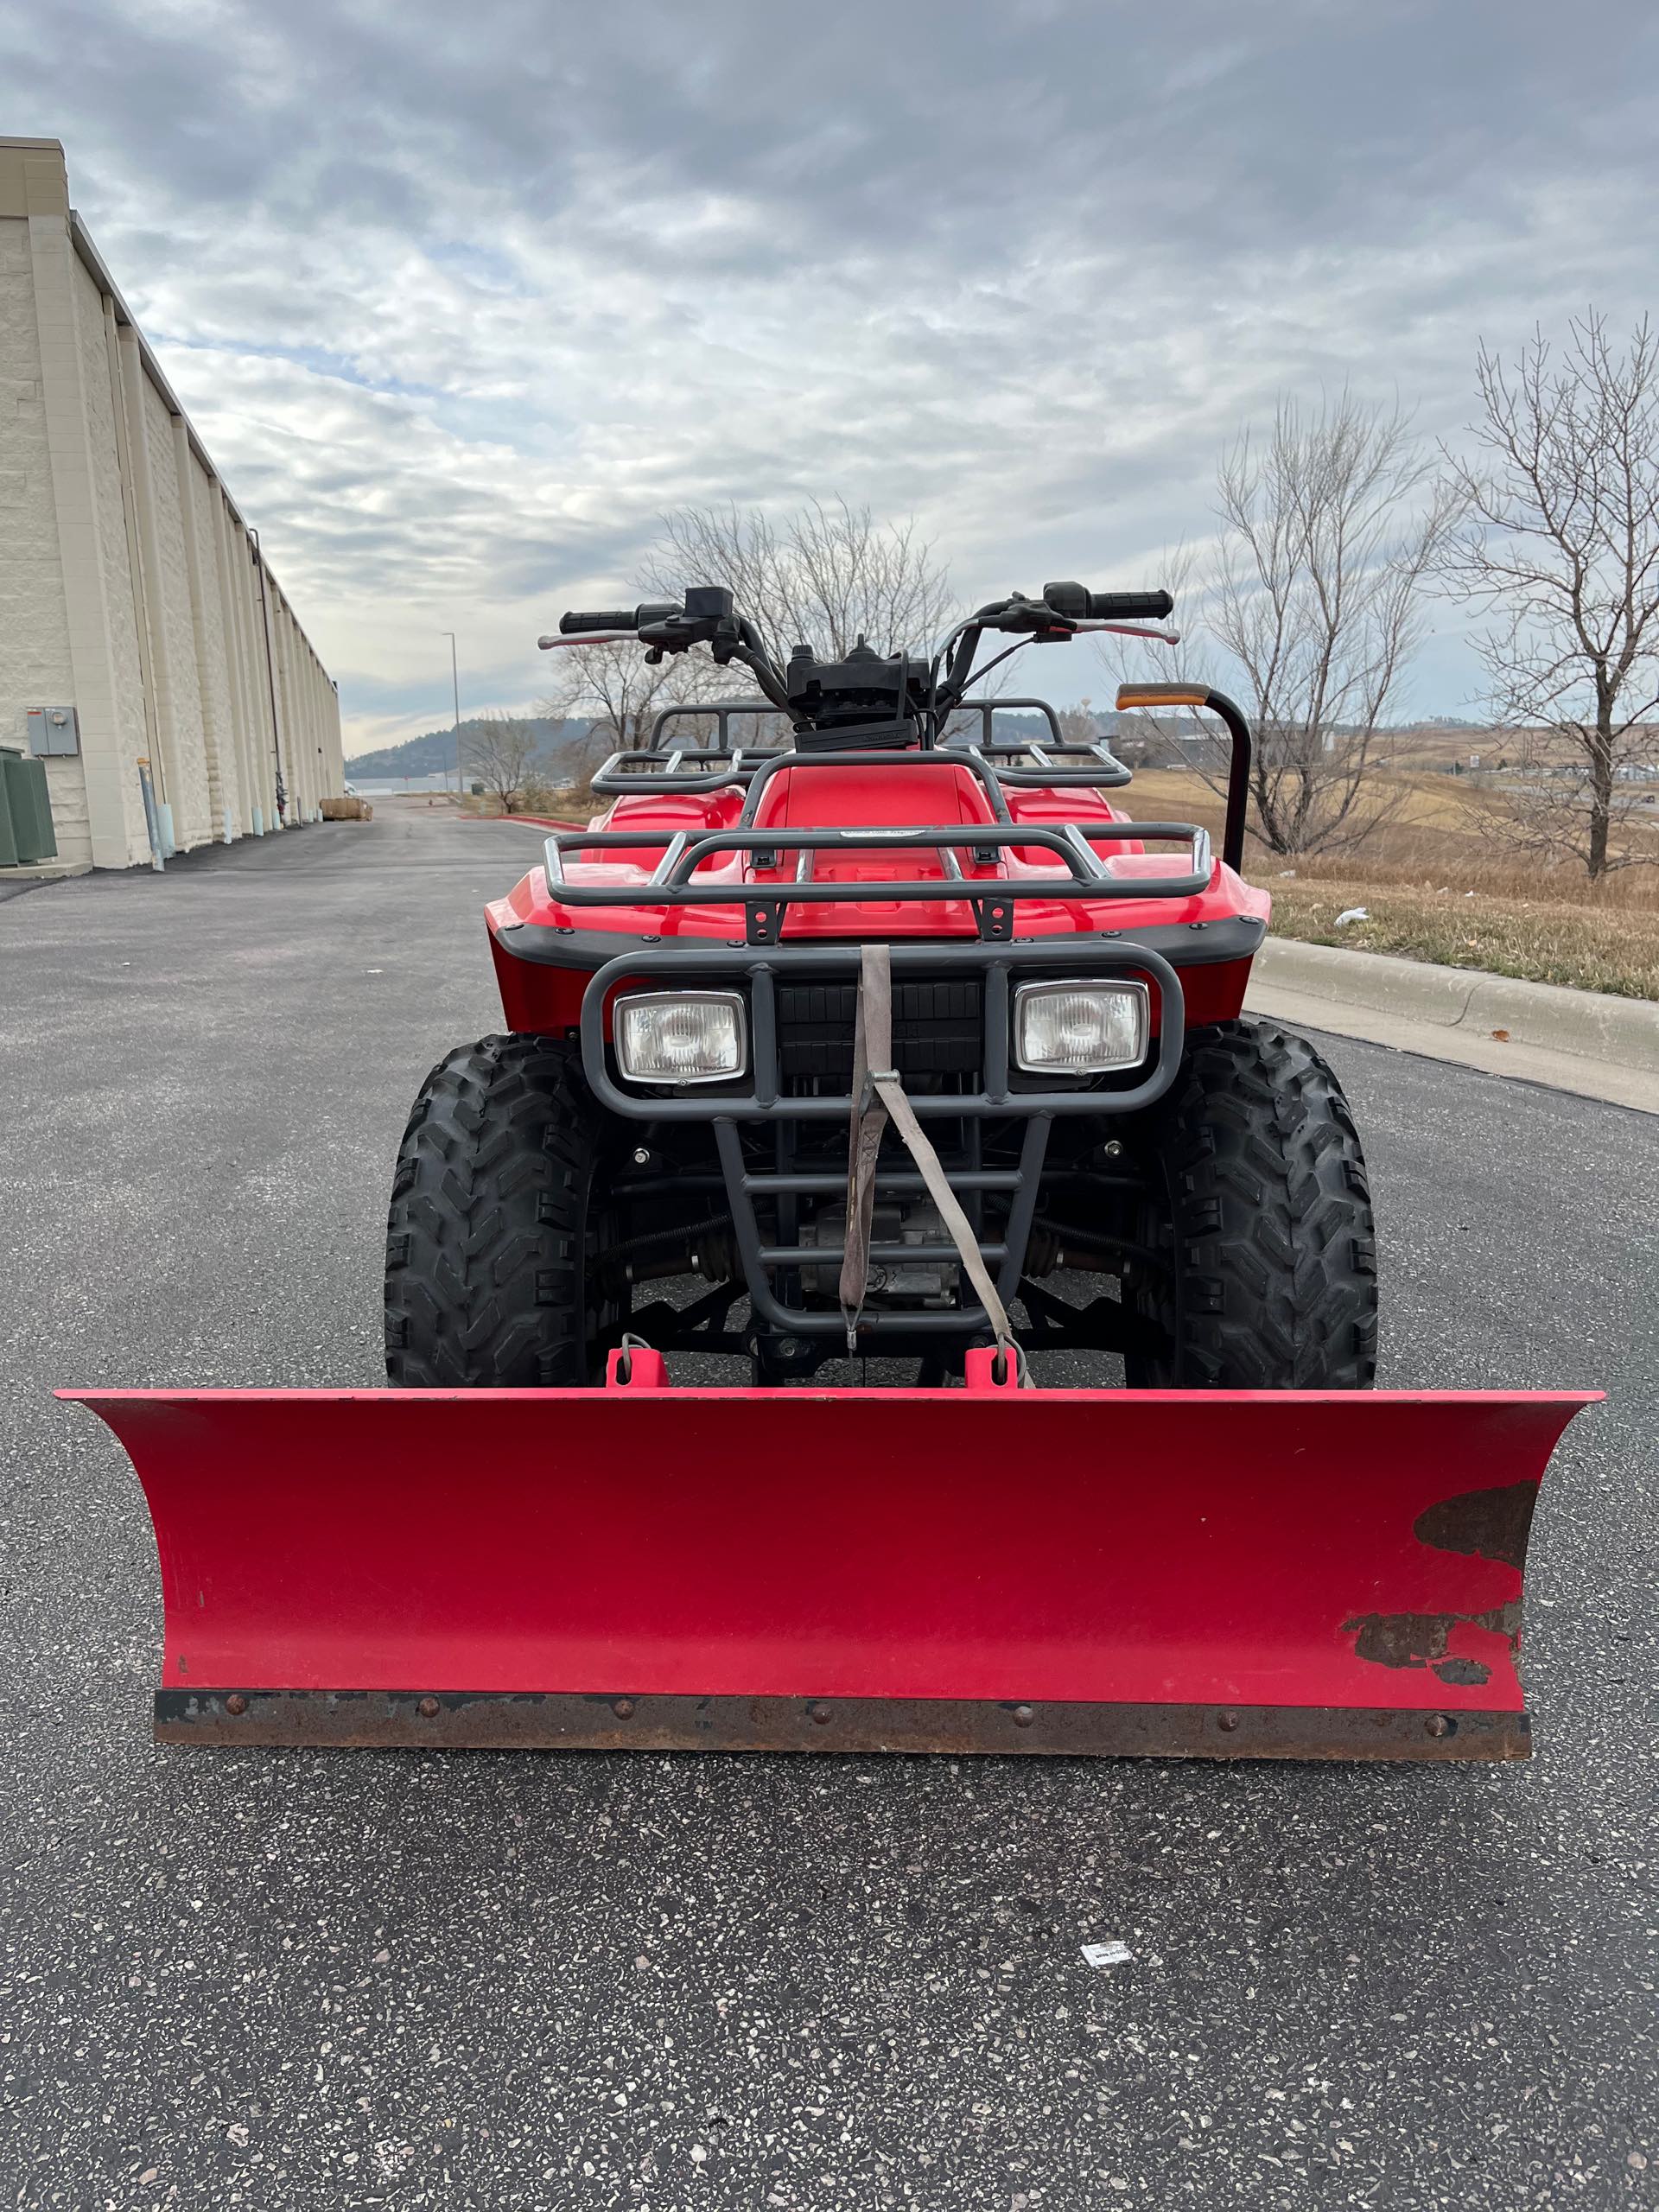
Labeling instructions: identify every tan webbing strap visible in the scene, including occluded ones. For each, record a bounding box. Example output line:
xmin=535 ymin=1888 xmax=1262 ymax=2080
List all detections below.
xmin=838 ymin=943 xmax=891 ymax=1351
xmin=840 ymin=944 xmax=1025 ymax=1377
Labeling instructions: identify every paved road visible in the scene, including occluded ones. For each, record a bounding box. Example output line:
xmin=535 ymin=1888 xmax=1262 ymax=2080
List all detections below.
xmin=1 ymin=804 xmax=1653 ymax=2210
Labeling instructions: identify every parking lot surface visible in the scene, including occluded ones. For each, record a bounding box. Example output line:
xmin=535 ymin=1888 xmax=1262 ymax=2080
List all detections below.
xmin=1 ymin=804 xmax=1653 ymax=2209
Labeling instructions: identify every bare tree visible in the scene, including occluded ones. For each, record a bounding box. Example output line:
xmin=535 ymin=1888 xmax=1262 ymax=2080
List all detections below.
xmin=1206 ymin=391 xmax=1459 ymax=855
xmin=1092 ymin=543 xmax=1220 ymax=776
xmin=543 ymin=500 xmax=950 ymax=764
xmin=465 ymin=712 xmax=545 ymax=814
xmin=541 ymin=636 xmax=720 ymax=757
xmin=646 ymin=497 xmax=955 ymax=666
xmin=1435 ymin=312 xmax=1659 ymax=876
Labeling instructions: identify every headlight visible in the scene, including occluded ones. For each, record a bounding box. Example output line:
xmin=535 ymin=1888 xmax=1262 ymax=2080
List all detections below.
xmin=1014 ymin=979 xmax=1149 ymax=1074
xmin=615 ymin=991 xmax=747 ymax=1084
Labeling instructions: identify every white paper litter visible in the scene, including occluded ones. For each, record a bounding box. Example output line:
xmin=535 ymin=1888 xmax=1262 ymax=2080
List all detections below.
xmin=1333 ymin=906 xmax=1369 ymax=926
xmin=1080 ymin=1940 xmax=1133 ymax=1969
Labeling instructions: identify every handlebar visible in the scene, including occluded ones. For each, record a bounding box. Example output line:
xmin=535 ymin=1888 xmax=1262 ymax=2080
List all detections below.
xmin=544 ymin=578 xmax=1186 ymax=736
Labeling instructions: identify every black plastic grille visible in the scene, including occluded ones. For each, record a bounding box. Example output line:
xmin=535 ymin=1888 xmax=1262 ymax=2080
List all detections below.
xmin=775 ymin=978 xmax=984 ymax=1080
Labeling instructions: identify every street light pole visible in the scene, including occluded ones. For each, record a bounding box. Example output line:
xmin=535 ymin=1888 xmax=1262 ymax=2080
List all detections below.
xmin=442 ymin=631 xmax=461 ymax=797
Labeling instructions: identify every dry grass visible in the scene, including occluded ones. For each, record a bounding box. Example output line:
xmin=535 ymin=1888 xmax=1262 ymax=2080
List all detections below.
xmin=1127 ymin=766 xmax=1659 ymax=898
xmin=1122 ymin=764 xmax=1659 ymax=996
xmin=1263 ymin=881 xmax=1659 ymax=998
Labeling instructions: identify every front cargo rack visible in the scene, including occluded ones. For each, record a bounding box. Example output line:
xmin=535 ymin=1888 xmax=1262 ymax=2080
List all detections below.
xmin=543 ymin=822 xmax=1212 ymax=945
xmin=546 ymin=743 xmax=1213 ymax=944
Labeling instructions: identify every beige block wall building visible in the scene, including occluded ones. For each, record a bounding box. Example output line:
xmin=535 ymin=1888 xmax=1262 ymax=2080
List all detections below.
xmin=0 ymin=138 xmax=344 ymax=870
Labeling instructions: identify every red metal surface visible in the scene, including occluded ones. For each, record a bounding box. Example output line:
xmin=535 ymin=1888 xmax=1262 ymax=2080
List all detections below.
xmin=61 ymin=1388 xmax=1592 ymax=1725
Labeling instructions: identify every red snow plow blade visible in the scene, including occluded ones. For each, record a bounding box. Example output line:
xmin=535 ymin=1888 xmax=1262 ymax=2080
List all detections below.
xmin=61 ymin=1379 xmax=1595 ymax=1761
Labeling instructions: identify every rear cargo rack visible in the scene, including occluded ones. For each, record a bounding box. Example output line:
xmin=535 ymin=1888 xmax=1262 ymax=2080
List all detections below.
xmin=589 ymin=702 xmax=786 ymax=796
xmin=942 ymin=697 xmax=1134 ymax=788
xmin=588 ymin=697 xmax=1135 ymax=796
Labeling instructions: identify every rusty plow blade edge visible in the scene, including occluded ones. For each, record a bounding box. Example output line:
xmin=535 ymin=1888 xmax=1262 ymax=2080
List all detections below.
xmin=60 ymin=1385 xmax=1597 ymax=1762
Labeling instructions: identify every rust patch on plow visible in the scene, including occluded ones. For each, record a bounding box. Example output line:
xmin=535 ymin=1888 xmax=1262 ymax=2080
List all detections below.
xmin=1343 ymin=1604 xmax=1521 ymax=1682
xmin=1413 ymin=1482 xmax=1538 ymax=1569
xmin=1344 ymin=1481 xmax=1542 ymax=1687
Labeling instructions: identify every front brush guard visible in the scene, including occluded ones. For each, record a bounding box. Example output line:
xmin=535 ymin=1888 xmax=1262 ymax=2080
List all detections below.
xmin=581 ymin=938 xmax=1185 ymax=1341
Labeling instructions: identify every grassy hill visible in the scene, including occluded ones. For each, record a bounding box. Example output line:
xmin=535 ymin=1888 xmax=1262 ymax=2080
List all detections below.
xmin=346 ymin=717 xmax=589 ymax=779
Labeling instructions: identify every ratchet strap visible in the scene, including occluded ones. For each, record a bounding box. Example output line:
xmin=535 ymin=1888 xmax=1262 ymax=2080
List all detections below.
xmin=840 ymin=944 xmax=1027 ymax=1380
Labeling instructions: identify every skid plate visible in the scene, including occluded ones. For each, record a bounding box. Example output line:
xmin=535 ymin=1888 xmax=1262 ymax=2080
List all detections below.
xmin=60 ymin=1386 xmax=1595 ymax=1760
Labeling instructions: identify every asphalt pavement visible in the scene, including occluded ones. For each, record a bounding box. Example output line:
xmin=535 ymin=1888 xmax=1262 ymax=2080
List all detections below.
xmin=1 ymin=802 xmax=1654 ymax=2210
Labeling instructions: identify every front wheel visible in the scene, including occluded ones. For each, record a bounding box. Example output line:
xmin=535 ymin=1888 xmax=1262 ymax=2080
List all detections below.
xmin=385 ymin=1033 xmax=622 ymax=1387
xmin=1123 ymin=1018 xmax=1377 ymax=1389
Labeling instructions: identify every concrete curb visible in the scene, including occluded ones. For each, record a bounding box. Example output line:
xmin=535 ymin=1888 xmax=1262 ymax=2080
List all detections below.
xmin=458 ymin=813 xmax=581 ymax=830
xmin=0 ymin=858 xmax=92 ymax=886
xmin=1247 ymin=938 xmax=1658 ymax=1116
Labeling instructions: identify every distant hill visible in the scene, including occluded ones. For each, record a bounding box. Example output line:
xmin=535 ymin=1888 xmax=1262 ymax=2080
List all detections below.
xmin=346 ymin=717 xmax=590 ymax=779
xmin=347 ymin=706 xmax=1151 ymax=780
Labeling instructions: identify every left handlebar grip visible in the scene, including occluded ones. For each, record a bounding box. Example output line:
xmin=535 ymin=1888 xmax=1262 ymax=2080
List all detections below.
xmin=1042 ymin=582 xmax=1175 ymax=622
xmin=1085 ymin=589 xmax=1173 ymax=621
xmin=559 ymin=608 xmax=639 ymax=634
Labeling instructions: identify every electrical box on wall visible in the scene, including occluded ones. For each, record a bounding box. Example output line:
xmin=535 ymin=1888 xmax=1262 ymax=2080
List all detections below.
xmin=27 ymin=706 xmax=79 ymax=758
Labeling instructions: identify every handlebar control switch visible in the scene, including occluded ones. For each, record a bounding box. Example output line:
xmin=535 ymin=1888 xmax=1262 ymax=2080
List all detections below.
xmin=1041 ymin=581 xmax=1091 ymax=621
xmin=682 ymin=586 xmax=734 ymax=623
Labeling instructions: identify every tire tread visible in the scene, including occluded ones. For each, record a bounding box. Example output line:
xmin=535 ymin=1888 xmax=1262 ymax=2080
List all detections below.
xmin=1128 ymin=1017 xmax=1378 ymax=1389
xmin=384 ymin=1033 xmax=606 ymax=1387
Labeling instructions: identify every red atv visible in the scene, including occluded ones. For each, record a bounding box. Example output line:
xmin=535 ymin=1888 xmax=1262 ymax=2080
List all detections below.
xmin=64 ymin=581 xmax=1593 ymax=1763
xmin=387 ymin=581 xmax=1377 ymax=1390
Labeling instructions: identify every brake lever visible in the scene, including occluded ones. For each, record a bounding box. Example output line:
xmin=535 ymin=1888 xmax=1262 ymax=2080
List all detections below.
xmin=984 ymin=612 xmax=1180 ymax=647
xmin=1070 ymin=621 xmax=1182 ymax=645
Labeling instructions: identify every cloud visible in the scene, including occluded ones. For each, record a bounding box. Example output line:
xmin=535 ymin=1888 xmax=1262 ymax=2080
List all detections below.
xmin=6 ymin=0 xmax=1655 ymax=748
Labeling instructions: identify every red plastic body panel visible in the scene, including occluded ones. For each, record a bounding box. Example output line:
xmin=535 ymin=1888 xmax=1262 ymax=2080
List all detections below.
xmin=63 ymin=1387 xmax=1592 ymax=1724
xmin=483 ymin=759 xmax=1269 ymax=1033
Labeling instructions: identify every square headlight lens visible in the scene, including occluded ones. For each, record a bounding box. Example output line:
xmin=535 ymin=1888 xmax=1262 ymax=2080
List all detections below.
xmin=1014 ymin=980 xmax=1149 ymax=1074
xmin=615 ymin=992 xmax=747 ymax=1085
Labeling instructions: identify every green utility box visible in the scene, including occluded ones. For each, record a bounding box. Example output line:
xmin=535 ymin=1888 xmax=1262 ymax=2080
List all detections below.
xmin=0 ymin=745 xmax=58 ymax=867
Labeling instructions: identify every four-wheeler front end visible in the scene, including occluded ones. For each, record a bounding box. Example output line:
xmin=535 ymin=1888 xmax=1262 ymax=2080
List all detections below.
xmin=63 ymin=575 xmax=1599 ymax=1762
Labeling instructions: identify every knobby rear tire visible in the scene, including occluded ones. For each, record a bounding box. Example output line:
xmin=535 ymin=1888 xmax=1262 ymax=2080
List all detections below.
xmin=385 ymin=1033 xmax=620 ymax=1388
xmin=1124 ymin=1017 xmax=1377 ymax=1389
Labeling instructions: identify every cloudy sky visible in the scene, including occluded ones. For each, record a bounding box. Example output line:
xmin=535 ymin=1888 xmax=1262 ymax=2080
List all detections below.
xmin=6 ymin=0 xmax=1656 ymax=754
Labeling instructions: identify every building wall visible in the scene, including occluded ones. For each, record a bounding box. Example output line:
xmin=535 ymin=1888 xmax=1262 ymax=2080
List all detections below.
xmin=73 ymin=257 xmax=150 ymax=855
xmin=186 ymin=449 xmax=239 ymax=836
xmin=0 ymin=137 xmax=344 ymax=871
xmin=0 ymin=208 xmax=82 ymax=849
